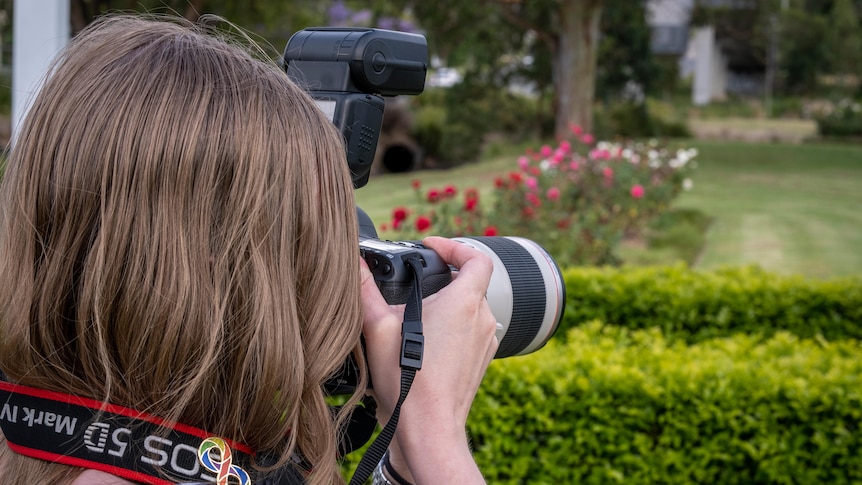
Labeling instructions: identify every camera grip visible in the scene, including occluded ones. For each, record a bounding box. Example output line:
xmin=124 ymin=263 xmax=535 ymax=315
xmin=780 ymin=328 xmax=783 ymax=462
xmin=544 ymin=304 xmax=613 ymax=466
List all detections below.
xmin=377 ymin=272 xmax=452 ymax=305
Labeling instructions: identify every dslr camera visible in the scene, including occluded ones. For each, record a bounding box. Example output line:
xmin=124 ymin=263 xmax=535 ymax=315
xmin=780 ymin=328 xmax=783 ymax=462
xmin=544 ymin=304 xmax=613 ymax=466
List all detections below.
xmin=283 ymin=28 xmax=565 ymax=369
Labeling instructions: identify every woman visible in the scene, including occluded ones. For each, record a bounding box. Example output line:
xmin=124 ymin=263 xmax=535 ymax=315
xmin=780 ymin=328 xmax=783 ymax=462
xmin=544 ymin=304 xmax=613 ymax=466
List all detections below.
xmin=0 ymin=15 xmax=497 ymax=484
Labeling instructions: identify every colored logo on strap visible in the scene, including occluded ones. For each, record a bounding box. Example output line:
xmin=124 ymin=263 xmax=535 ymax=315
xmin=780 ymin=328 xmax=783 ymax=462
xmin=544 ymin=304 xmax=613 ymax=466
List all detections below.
xmin=198 ymin=437 xmax=251 ymax=485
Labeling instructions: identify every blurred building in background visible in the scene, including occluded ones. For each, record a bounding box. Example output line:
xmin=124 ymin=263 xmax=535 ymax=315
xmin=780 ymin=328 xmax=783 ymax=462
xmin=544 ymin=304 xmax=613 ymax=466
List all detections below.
xmin=648 ymin=0 xmax=766 ymax=105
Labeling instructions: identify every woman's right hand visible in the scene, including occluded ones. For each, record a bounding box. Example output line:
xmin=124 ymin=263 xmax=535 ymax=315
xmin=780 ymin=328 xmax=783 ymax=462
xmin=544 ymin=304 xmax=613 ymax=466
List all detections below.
xmin=360 ymin=236 xmax=499 ymax=484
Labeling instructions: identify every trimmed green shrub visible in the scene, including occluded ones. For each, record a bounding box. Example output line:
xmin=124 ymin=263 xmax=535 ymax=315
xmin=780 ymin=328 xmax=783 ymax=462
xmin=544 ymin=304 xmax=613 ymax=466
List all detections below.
xmin=468 ymin=322 xmax=862 ymax=484
xmin=593 ymin=100 xmax=691 ymax=141
xmin=816 ymin=98 xmax=862 ymax=138
xmin=817 ymin=117 xmax=862 ymax=137
xmin=561 ymin=264 xmax=862 ymax=342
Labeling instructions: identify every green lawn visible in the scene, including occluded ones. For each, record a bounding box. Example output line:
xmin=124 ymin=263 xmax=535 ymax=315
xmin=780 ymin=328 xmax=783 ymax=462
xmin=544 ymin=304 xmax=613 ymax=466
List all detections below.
xmin=356 ymin=140 xmax=862 ymax=279
xmin=675 ymin=140 xmax=862 ymax=279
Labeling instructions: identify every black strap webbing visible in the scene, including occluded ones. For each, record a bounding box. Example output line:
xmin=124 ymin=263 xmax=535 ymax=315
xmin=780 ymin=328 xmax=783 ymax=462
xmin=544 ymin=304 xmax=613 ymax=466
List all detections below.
xmin=0 ymin=381 xmax=303 ymax=484
xmin=348 ymin=256 xmax=426 ymax=485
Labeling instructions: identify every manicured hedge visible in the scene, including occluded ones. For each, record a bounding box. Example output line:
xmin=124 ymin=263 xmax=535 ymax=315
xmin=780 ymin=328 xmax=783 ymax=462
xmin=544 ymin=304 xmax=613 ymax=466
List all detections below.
xmin=468 ymin=322 xmax=862 ymax=484
xmin=817 ymin=117 xmax=862 ymax=138
xmin=341 ymin=265 xmax=862 ymax=481
xmin=560 ymin=264 xmax=862 ymax=342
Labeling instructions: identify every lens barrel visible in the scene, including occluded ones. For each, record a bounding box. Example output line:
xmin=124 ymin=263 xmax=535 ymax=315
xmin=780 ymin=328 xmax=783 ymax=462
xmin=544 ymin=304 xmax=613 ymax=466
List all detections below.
xmin=453 ymin=237 xmax=566 ymax=358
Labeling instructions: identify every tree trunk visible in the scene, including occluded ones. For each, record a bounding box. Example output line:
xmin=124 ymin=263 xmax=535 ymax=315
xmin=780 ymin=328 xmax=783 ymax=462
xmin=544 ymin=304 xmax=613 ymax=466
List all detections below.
xmin=70 ymin=0 xmax=89 ymax=34
xmin=554 ymin=0 xmax=603 ymax=139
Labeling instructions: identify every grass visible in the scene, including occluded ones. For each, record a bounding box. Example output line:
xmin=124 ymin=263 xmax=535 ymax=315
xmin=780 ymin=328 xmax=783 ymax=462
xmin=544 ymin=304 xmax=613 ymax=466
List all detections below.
xmin=356 ymin=139 xmax=862 ymax=279
xmin=617 ymin=208 xmax=712 ymax=267
xmin=674 ymin=140 xmax=862 ymax=279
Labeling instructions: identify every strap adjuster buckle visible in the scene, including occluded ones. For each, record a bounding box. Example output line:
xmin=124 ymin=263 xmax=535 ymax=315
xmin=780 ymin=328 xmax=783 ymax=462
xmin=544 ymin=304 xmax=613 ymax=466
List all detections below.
xmin=400 ymin=329 xmax=424 ymax=370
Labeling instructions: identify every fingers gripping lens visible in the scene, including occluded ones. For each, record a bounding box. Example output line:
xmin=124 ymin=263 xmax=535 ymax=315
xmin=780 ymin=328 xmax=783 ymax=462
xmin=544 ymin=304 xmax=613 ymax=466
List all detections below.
xmin=453 ymin=237 xmax=566 ymax=358
xmin=359 ymin=235 xmax=565 ymax=360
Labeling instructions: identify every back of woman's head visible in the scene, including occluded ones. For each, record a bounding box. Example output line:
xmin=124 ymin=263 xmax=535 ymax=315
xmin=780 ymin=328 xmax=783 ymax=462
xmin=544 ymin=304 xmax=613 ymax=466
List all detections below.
xmin=0 ymin=14 xmax=362 ymax=484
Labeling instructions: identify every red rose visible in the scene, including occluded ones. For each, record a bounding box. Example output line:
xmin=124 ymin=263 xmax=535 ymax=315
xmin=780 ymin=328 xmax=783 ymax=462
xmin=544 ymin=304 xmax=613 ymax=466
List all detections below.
xmin=427 ymin=189 xmax=441 ymax=203
xmin=483 ymin=226 xmax=498 ymax=236
xmin=392 ymin=207 xmax=409 ymax=222
xmin=526 ymin=192 xmax=542 ymax=207
xmin=416 ymin=215 xmax=432 ymax=232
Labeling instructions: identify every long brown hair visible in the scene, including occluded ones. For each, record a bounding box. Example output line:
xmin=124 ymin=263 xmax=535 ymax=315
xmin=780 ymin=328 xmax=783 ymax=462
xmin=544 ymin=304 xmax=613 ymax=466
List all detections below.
xmin=0 ymin=15 xmax=364 ymax=484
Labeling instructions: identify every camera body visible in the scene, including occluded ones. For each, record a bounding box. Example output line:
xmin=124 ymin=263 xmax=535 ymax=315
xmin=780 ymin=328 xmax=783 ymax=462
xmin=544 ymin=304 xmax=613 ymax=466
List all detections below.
xmin=359 ymin=236 xmax=452 ymax=304
xmin=284 ymin=28 xmax=565 ymax=380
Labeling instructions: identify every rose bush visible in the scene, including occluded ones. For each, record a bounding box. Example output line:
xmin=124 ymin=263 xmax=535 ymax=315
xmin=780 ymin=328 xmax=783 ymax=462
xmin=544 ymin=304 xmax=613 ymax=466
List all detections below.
xmin=380 ymin=126 xmax=697 ymax=267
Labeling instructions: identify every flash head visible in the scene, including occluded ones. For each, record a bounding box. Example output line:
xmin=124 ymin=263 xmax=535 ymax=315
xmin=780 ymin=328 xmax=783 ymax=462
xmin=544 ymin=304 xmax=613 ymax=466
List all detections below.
xmin=284 ymin=28 xmax=428 ymax=188
xmin=283 ymin=27 xmax=427 ymax=96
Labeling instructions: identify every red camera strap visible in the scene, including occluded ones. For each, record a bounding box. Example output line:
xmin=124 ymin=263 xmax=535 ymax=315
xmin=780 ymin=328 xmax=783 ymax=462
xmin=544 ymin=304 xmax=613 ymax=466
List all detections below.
xmin=0 ymin=381 xmax=303 ymax=484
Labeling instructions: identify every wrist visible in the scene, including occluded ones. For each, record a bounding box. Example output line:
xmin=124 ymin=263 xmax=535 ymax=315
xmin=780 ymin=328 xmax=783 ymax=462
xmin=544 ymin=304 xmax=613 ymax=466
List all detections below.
xmin=395 ymin=408 xmax=469 ymax=455
xmin=383 ymin=451 xmax=414 ymax=485
xmin=392 ymin=427 xmax=484 ymax=484
xmin=373 ymin=450 xmax=414 ymax=485
xmin=384 ymin=442 xmax=415 ymax=482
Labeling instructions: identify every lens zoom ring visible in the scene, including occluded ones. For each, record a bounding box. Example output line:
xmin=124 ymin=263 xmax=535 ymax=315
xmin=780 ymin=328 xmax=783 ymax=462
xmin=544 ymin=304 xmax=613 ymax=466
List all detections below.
xmin=470 ymin=237 xmax=546 ymax=357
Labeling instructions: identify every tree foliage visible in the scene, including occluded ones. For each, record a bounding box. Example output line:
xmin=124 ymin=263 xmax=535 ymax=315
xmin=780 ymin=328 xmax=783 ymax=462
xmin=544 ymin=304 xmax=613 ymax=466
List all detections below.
xmin=693 ymin=0 xmax=862 ymax=96
xmin=824 ymin=0 xmax=862 ymax=82
xmin=780 ymin=7 xmax=828 ymax=93
xmin=384 ymin=0 xmax=612 ymax=137
xmin=55 ymin=0 xmax=862 ymax=142
xmin=68 ymin=0 xmax=327 ymax=55
xmin=597 ymin=0 xmax=658 ymax=101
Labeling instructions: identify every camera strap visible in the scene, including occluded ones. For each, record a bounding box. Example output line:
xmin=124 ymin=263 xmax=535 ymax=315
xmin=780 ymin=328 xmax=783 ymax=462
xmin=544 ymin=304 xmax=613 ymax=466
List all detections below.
xmin=348 ymin=256 xmax=426 ymax=485
xmin=0 ymin=380 xmax=312 ymax=484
